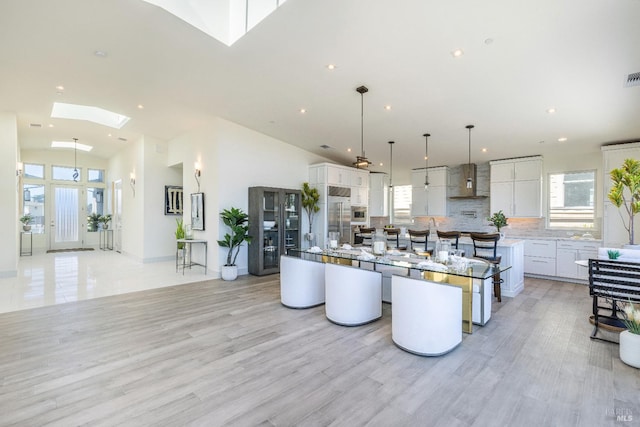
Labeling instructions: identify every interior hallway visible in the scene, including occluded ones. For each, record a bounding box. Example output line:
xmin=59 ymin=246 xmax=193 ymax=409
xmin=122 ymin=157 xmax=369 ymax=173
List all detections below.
xmin=0 ymin=250 xmax=211 ymax=314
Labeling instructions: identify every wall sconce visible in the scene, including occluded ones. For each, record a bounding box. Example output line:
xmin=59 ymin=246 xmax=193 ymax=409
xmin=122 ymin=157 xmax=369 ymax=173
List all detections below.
xmin=130 ymin=172 xmax=136 ymax=197
xmin=16 ymin=162 xmax=23 ymax=177
xmin=194 ymin=162 xmax=201 ymax=193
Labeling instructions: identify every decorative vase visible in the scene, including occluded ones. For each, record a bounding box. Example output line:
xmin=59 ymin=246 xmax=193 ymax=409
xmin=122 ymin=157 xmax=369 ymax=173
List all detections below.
xmin=103 ymin=224 xmax=109 ymax=230
xmin=22 ymin=224 xmax=31 ymax=232
xmin=620 ymin=330 xmax=640 ymax=368
xmin=221 ymin=265 xmax=238 ymax=281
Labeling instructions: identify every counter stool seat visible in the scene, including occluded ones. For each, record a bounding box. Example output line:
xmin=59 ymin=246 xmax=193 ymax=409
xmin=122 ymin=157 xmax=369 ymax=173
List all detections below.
xmin=469 ymin=232 xmax=502 ymax=302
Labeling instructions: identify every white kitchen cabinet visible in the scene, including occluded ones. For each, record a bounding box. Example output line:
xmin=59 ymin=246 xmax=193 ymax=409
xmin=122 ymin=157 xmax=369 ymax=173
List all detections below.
xmin=351 ymin=170 xmax=368 ymax=188
xmin=555 ymin=240 xmax=601 ymax=280
xmin=369 ymin=173 xmax=388 ymax=217
xmin=410 ymin=167 xmax=448 ymax=217
xmin=351 ymin=187 xmax=368 ymax=207
xmin=327 ymin=165 xmax=351 ymax=186
xmin=490 ymin=156 xmax=542 ymax=217
xmin=524 ymin=239 xmax=556 ymax=276
xmin=602 ymin=143 xmax=640 ymax=247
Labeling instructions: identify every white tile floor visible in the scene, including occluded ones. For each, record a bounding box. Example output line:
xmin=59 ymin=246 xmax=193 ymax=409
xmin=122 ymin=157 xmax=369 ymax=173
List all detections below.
xmin=0 ymin=250 xmax=212 ymax=314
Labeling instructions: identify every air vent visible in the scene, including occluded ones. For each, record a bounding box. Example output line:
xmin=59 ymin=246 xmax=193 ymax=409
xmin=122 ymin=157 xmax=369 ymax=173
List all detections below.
xmin=320 ymin=144 xmax=331 ymax=149
xmin=118 ymin=137 xmax=127 ymax=142
xmin=29 ymin=123 xmax=42 ymax=128
xmin=625 ymin=72 xmax=640 ymax=87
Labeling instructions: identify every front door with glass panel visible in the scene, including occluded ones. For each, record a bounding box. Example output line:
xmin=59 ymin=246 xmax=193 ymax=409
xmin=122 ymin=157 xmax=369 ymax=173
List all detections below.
xmin=50 ymin=184 xmax=84 ymax=250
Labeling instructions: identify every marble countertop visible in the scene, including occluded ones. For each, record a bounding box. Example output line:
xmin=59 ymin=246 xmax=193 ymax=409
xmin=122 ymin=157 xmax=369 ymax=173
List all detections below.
xmin=507 ymin=235 xmax=602 ymax=242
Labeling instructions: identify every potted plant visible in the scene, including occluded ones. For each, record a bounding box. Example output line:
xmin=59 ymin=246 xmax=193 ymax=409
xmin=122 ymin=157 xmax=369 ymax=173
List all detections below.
xmin=488 ymin=210 xmax=508 ymax=237
xmin=608 ymin=158 xmax=640 ymax=246
xmin=87 ymin=213 xmax=101 ymax=232
xmin=301 ymin=182 xmax=320 ymax=247
xmin=19 ymin=213 xmax=33 ymax=231
xmin=99 ymin=214 xmax=112 ymax=230
xmin=620 ymin=300 xmax=640 ymax=368
xmin=175 ymin=218 xmax=186 ymax=250
xmin=217 ymin=207 xmax=252 ymax=281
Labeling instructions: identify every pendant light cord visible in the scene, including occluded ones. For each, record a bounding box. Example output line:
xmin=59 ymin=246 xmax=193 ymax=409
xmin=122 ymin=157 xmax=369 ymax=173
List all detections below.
xmin=361 ymin=92 xmax=364 ymax=157
xmin=423 ymin=133 xmax=430 ymax=189
xmin=73 ymin=137 xmax=79 ymax=182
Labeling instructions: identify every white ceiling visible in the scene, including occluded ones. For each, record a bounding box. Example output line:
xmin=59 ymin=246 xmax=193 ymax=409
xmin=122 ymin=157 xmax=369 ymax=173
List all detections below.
xmin=1 ymin=0 xmax=639 ymax=183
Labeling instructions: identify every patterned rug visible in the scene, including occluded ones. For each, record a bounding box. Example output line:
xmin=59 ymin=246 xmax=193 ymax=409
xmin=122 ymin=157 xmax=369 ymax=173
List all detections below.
xmin=46 ymin=248 xmax=95 ymax=254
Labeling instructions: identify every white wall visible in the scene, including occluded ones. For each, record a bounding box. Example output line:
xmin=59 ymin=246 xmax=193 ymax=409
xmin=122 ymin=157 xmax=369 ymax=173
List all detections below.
xmin=0 ymin=113 xmax=18 ymax=277
xmin=168 ymin=117 xmax=330 ymax=276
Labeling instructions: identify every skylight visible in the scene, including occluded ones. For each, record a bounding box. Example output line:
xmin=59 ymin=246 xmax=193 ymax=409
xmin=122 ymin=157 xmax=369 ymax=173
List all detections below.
xmin=140 ymin=0 xmax=288 ymax=46
xmin=51 ymin=102 xmax=130 ymax=129
xmin=51 ymin=141 xmax=93 ymax=152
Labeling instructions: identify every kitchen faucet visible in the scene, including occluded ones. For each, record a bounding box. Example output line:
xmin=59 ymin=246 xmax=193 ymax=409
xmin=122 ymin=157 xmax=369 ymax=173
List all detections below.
xmin=429 ymin=217 xmax=437 ymax=229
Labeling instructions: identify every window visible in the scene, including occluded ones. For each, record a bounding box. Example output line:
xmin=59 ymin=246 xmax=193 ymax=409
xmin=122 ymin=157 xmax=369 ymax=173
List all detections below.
xmin=86 ymin=188 xmax=106 ymax=232
xmin=87 ymin=169 xmax=104 ymax=183
xmin=52 ymin=165 xmax=81 ymax=181
xmin=24 ymin=163 xmax=45 ymax=179
xmin=23 ymin=184 xmax=45 ymax=234
xmin=548 ymin=170 xmax=595 ymax=228
xmin=393 ymin=185 xmax=412 ymax=225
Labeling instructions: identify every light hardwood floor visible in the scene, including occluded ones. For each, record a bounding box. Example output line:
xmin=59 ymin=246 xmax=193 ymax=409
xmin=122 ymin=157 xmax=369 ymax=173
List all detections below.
xmin=0 ymin=275 xmax=638 ymax=426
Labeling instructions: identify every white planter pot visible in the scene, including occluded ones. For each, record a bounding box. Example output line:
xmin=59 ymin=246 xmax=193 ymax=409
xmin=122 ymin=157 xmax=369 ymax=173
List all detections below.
xmin=620 ymin=330 xmax=640 ymax=369
xmin=221 ymin=265 xmax=238 ymax=281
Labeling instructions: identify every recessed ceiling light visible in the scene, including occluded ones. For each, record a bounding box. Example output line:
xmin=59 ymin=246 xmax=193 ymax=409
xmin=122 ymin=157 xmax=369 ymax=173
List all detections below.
xmin=424 ymin=156 xmax=428 ymax=160
xmin=482 ymin=148 xmax=488 ymax=153
xmin=51 ymin=102 xmax=130 ymax=129
xmin=347 ymin=148 xmax=351 ymax=152
xmin=384 ymin=105 xmax=392 ymax=110
xmin=94 ymin=50 xmax=108 ymax=58
xmin=379 ymin=162 xmax=383 ymax=166
xmin=558 ymin=137 xmax=568 ymax=142
xmin=451 ymin=49 xmax=464 ymax=57
xmin=547 ymin=107 xmax=556 ymax=114
xmin=48 ymin=124 xmax=54 ymax=128
xmin=300 ymin=108 xmax=306 ymax=114
xmin=108 ymin=133 xmax=112 ymax=137
xmin=56 ymin=85 xmax=64 ymax=91
xmin=326 ymin=64 xmax=336 ymax=70
xmin=137 ymin=104 xmax=144 ymax=109
xmin=51 ymin=140 xmax=93 ymax=152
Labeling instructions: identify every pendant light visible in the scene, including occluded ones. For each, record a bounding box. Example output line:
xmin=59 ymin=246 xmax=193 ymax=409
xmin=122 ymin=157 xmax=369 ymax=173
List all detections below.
xmin=72 ymin=137 xmax=79 ymax=182
xmin=465 ymin=125 xmax=474 ymax=189
xmin=353 ymin=85 xmax=371 ymax=168
xmin=423 ymin=133 xmax=430 ymax=190
xmin=388 ymin=140 xmax=395 ymax=224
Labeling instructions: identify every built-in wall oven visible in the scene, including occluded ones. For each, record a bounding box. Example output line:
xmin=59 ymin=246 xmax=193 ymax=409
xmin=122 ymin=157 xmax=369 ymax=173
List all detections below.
xmin=351 ymin=206 xmax=367 ymax=223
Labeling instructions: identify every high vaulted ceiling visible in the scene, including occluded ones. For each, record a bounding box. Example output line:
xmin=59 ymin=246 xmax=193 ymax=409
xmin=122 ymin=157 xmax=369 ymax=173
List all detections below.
xmin=1 ymin=0 xmax=639 ymax=183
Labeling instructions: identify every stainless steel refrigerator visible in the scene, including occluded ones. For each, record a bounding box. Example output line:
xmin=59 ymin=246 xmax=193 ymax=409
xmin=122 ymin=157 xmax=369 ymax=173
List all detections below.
xmin=327 ymin=186 xmax=351 ymax=245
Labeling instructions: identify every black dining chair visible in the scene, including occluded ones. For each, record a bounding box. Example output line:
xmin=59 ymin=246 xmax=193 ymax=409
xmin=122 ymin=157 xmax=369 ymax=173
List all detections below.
xmin=385 ymin=228 xmax=404 ymax=250
xmin=408 ymin=229 xmax=430 ymax=252
xmin=359 ymin=227 xmax=375 ymax=246
xmin=436 ymin=230 xmax=461 ymax=250
xmin=469 ymin=232 xmax=502 ymax=302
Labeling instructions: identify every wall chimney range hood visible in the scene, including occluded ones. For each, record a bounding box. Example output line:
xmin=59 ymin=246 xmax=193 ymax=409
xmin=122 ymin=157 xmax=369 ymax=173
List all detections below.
xmin=449 ymin=163 xmax=488 ymax=199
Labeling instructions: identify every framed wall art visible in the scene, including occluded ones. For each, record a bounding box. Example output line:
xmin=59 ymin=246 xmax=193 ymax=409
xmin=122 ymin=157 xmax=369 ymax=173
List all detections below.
xmin=165 ymin=185 xmax=183 ymax=215
xmin=191 ymin=192 xmax=205 ymax=230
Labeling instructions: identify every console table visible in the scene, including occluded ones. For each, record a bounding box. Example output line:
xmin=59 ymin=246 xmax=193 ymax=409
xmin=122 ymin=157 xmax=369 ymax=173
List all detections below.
xmin=20 ymin=231 xmax=32 ymax=256
xmin=176 ymin=239 xmax=208 ymax=275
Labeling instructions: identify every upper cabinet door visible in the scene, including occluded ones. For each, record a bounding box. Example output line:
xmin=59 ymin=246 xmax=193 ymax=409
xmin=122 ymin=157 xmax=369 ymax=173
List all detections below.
xmin=327 ymin=166 xmax=350 ymax=186
xmin=351 ymin=170 xmax=369 ymax=188
xmin=514 ymin=159 xmax=542 ymax=181
xmin=490 ymin=163 xmax=514 ymax=183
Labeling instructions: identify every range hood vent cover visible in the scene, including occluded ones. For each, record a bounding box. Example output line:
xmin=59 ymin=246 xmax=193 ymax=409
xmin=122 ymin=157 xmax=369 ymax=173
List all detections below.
xmin=449 ymin=163 xmax=488 ymax=199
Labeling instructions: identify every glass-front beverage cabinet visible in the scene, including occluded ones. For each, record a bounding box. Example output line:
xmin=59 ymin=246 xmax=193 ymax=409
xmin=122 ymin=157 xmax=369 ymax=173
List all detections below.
xmin=248 ymin=187 xmax=301 ymax=275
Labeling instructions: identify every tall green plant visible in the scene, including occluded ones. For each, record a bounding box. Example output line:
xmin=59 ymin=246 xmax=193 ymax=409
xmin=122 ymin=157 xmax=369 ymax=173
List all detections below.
xmin=217 ymin=207 xmax=252 ymax=266
xmin=301 ymin=182 xmax=320 ymax=234
xmin=608 ymin=158 xmax=640 ymax=245
xmin=175 ymin=218 xmax=186 ymax=249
